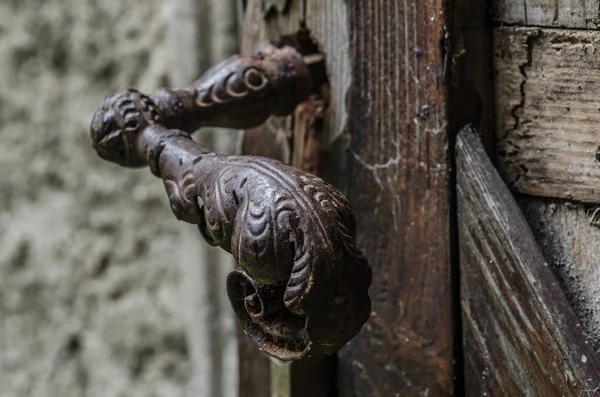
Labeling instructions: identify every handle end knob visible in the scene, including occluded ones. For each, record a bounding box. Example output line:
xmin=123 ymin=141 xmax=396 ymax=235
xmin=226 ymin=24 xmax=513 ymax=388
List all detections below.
xmin=90 ymin=89 xmax=161 ymax=167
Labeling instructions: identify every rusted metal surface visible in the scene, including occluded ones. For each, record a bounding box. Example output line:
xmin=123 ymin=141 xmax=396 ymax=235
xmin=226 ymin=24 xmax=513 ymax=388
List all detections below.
xmin=291 ymin=96 xmax=324 ymax=175
xmin=89 ymin=46 xmax=372 ymax=361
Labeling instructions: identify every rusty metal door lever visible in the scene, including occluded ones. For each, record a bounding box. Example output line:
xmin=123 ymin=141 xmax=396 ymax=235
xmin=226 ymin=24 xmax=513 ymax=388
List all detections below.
xmin=90 ymin=45 xmax=372 ymax=360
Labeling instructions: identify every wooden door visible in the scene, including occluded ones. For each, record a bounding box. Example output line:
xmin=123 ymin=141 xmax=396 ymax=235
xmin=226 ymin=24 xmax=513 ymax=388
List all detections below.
xmin=234 ymin=0 xmax=600 ymax=395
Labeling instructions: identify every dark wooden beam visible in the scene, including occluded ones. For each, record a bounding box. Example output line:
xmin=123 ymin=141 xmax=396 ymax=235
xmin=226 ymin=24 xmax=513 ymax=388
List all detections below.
xmin=336 ymin=0 xmax=454 ymax=395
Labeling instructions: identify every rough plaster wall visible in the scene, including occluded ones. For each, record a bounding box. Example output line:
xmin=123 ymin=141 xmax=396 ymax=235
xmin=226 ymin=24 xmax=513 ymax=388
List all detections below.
xmin=0 ymin=1 xmax=239 ymax=396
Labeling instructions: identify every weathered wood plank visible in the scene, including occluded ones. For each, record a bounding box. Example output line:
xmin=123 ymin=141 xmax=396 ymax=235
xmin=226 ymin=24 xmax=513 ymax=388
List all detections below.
xmin=239 ymin=0 xmax=296 ymax=164
xmin=241 ymin=0 xmax=351 ymax=148
xmin=519 ymin=196 xmax=600 ymax=354
xmin=493 ymin=0 xmax=600 ymax=29
xmin=494 ymin=27 xmax=600 ymax=203
xmin=263 ymin=0 xmax=303 ymax=44
xmin=457 ymin=126 xmax=600 ymax=396
xmin=240 ymin=0 xmax=269 ymax=56
xmin=335 ymin=0 xmax=454 ymax=395
xmin=305 ymin=0 xmax=351 ymax=146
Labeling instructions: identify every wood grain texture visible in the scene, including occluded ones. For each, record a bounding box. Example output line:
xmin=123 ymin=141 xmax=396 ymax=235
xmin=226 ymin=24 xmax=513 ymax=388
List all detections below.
xmin=239 ymin=0 xmax=296 ymax=164
xmin=240 ymin=0 xmax=269 ymax=56
xmin=335 ymin=0 xmax=454 ymax=395
xmin=519 ymin=197 xmax=600 ymax=353
xmin=241 ymin=0 xmax=352 ymax=150
xmin=493 ymin=0 xmax=600 ymax=28
xmin=457 ymin=126 xmax=600 ymax=396
xmin=494 ymin=27 xmax=600 ymax=203
xmin=263 ymin=0 xmax=303 ymax=43
xmin=304 ymin=0 xmax=351 ymax=146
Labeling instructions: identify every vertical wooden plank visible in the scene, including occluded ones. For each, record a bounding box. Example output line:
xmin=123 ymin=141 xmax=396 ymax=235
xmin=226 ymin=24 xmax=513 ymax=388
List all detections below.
xmin=457 ymin=126 xmax=600 ymax=396
xmin=240 ymin=0 xmax=269 ymax=56
xmin=239 ymin=0 xmax=299 ymax=164
xmin=304 ymin=0 xmax=352 ymax=147
xmin=335 ymin=0 xmax=454 ymax=395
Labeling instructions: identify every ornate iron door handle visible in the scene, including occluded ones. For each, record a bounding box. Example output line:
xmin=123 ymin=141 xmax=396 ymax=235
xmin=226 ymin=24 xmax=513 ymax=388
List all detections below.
xmin=89 ymin=45 xmax=372 ymax=360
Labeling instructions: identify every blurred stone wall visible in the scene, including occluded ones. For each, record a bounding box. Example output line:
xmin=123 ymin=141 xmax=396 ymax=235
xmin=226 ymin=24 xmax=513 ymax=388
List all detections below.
xmin=0 ymin=1 xmax=239 ymax=396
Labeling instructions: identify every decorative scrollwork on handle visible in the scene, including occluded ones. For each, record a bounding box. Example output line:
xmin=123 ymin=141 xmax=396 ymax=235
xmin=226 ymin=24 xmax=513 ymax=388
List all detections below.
xmin=151 ymin=44 xmax=313 ymax=132
xmin=89 ymin=46 xmax=372 ymax=360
